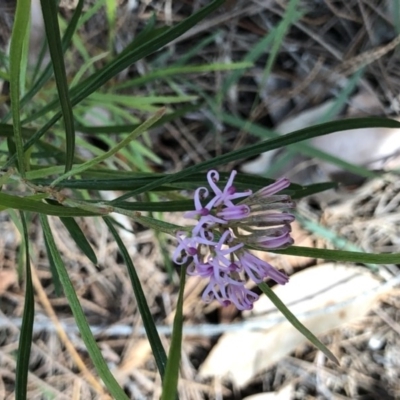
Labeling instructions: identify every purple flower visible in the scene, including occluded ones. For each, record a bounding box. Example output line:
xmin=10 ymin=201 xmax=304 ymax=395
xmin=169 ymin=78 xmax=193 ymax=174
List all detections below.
xmin=184 ymin=187 xmax=227 ymax=237
xmin=184 ymin=187 xmax=216 ymax=219
xmin=201 ymin=274 xmax=258 ymax=310
xmin=207 ymin=170 xmax=252 ymax=207
xmin=175 ymin=169 xmax=295 ymax=311
xmin=172 ymin=232 xmax=198 ymax=265
xmin=224 ymin=282 xmax=260 ymax=310
xmin=238 ymin=251 xmax=289 ymax=284
xmin=255 ymin=178 xmax=290 ymax=197
xmin=217 ymin=204 xmax=250 ymax=220
xmin=255 ymin=225 xmax=294 ymax=249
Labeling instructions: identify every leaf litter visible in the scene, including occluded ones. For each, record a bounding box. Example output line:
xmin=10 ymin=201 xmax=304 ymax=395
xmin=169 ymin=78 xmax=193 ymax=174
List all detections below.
xmin=1 ymin=0 xmax=400 ymax=398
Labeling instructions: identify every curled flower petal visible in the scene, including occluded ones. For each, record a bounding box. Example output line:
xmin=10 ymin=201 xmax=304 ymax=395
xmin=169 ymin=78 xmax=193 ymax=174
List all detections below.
xmin=256 ymin=178 xmax=290 ymax=197
xmin=191 ymin=214 xmax=227 ymax=237
xmin=225 ymin=283 xmax=259 ymax=310
xmin=201 ymin=276 xmax=229 ymax=306
xmin=238 ymin=251 xmax=289 ymax=284
xmin=188 ymin=262 xmax=213 ymax=277
xmin=257 ymin=231 xmax=294 ymax=249
xmin=184 ymin=187 xmax=214 ymax=219
xmin=217 ymin=205 xmax=250 ymax=220
xmin=172 ymin=232 xmax=195 ymax=265
xmin=207 ymin=170 xmax=252 ymax=207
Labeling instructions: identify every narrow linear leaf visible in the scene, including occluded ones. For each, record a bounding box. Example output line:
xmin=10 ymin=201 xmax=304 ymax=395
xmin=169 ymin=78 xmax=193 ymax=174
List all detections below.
xmin=25 ymin=166 xmax=70 ymax=180
xmin=116 ymin=62 xmax=253 ymax=89
xmin=43 ymin=234 xmax=63 ymax=296
xmin=108 ymin=199 xmax=206 ymax=212
xmin=221 ymin=25 xmax=277 ymax=98
xmin=59 ymin=217 xmax=97 ymax=264
xmin=4 ymin=0 xmax=225 ymax=168
xmin=50 ymin=108 xmax=165 ymax=186
xmin=40 ymin=215 xmax=129 ymax=400
xmin=7 ymin=0 xmax=84 ymax=121
xmin=112 ymin=117 xmax=400 ymax=201
xmin=120 ymin=13 xmax=157 ymax=55
xmin=259 ymin=282 xmax=339 ymax=364
xmin=0 ymin=124 xmax=35 ymax=137
xmin=258 ymin=0 xmax=300 ymax=89
xmin=15 ymin=212 xmax=34 ymax=400
xmin=6 ymin=137 xmax=18 ymax=171
xmin=75 ymin=103 xmax=202 ymax=134
xmin=104 ymin=217 xmax=168 ymax=379
xmin=89 ymin=92 xmax=197 ymax=106
xmin=0 ymin=192 xmax=99 ymax=217
xmin=291 ymin=182 xmax=338 ymax=198
xmin=161 ymin=266 xmax=186 ymax=400
xmin=40 ymin=0 xmax=75 ymax=172
xmin=272 ymin=245 xmax=400 ymax=264
xmin=9 ymin=0 xmax=31 ymax=177
xmin=40 ymin=171 xmax=303 ymax=192
xmin=222 ymin=113 xmax=377 ymax=179
xmin=3 ymin=116 xmax=59 ymax=170
xmin=105 ymin=0 xmax=117 ymax=51
xmin=22 ymin=0 xmax=225 ymax=124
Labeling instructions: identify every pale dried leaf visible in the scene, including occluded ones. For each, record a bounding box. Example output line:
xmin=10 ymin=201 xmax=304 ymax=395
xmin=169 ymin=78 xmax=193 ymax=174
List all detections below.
xmin=199 ymin=263 xmax=383 ymax=387
xmin=242 ymin=94 xmax=400 ymax=177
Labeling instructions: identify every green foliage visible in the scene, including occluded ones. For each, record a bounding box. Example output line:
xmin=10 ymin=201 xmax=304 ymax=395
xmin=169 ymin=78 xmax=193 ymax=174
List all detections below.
xmin=15 ymin=212 xmax=34 ymax=400
xmin=1 ymin=1 xmax=400 ymax=398
xmin=161 ymin=266 xmax=186 ymax=400
xmin=105 ymin=217 xmax=168 ymax=379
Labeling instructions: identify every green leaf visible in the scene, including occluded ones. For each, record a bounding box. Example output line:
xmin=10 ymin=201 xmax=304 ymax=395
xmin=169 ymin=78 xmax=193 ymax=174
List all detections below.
xmin=50 ymin=108 xmax=165 ymax=186
xmin=259 ymin=282 xmax=339 ymax=364
xmin=41 ymin=171 xmax=302 ymax=192
xmin=40 ymin=0 xmax=76 ymax=172
xmin=119 ymin=15 xmax=166 ymax=57
xmin=272 ymin=245 xmax=400 ymax=264
xmin=23 ymin=0 xmax=225 ymax=124
xmin=9 ymin=0 xmax=31 ymax=177
xmin=0 ymin=192 xmax=99 ymax=217
xmin=221 ymin=113 xmax=377 ymax=179
xmin=291 ymin=182 xmax=338 ymax=199
xmin=75 ymin=103 xmax=202 ymax=134
xmin=40 ymin=214 xmax=129 ymax=400
xmin=104 ymin=217 xmax=168 ymax=379
xmin=161 ymin=266 xmax=186 ymax=400
xmin=4 ymin=0 xmax=225 ymax=169
xmin=257 ymin=0 xmax=300 ymax=94
xmin=43 ymin=233 xmax=63 ymax=296
xmin=217 ymin=0 xmax=300 ymax=109
xmin=7 ymin=0 xmax=85 ymax=120
xmin=59 ymin=217 xmax=98 ymax=264
xmin=112 ymin=117 xmax=400 ymax=201
xmin=115 ymin=62 xmax=253 ymax=90
xmin=105 ymin=0 xmax=117 ymax=51
xmin=0 ymin=124 xmax=35 ymax=137
xmin=89 ymin=92 xmax=197 ymax=108
xmin=15 ymin=212 xmax=34 ymax=400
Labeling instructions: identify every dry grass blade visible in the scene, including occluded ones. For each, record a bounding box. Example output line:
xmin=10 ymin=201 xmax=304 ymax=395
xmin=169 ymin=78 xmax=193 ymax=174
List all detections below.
xmin=30 ymin=262 xmax=108 ymax=398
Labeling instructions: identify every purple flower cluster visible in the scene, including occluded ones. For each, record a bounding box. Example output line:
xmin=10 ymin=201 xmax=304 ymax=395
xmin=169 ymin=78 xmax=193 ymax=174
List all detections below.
xmin=173 ymin=170 xmax=295 ymax=310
